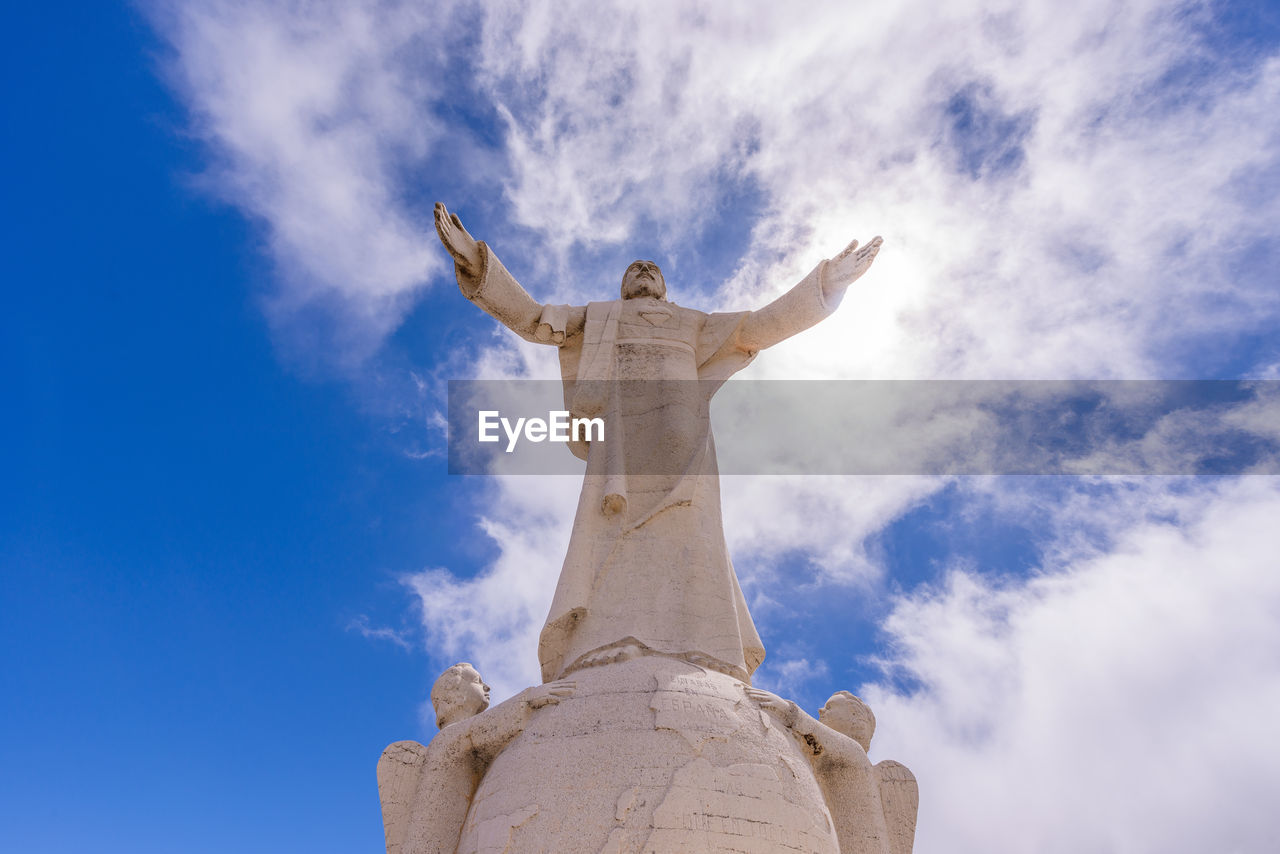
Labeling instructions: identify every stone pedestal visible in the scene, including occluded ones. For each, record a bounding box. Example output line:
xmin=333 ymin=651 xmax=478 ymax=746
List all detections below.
xmin=456 ymin=656 xmax=839 ymax=854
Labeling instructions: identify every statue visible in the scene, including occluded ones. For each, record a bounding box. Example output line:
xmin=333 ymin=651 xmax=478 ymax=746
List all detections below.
xmin=376 ymin=663 xmax=574 ymax=854
xmin=375 ymin=205 xmax=912 ymax=853
xmin=434 ymin=202 xmax=883 ymax=684
xmin=746 ymin=688 xmax=919 ymax=854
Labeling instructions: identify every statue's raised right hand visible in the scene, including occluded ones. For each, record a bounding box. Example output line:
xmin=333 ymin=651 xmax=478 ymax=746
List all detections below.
xmin=745 ymin=687 xmax=799 ymax=729
xmin=434 ymin=202 xmax=482 ymax=278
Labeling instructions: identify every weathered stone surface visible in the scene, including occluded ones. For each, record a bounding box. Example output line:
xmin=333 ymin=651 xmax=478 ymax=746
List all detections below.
xmin=745 ymin=688 xmax=919 ymax=854
xmin=454 ymin=656 xmax=839 ymax=854
xmin=378 ymin=665 xmax=574 ymax=854
xmin=875 ymin=760 xmax=919 ymax=854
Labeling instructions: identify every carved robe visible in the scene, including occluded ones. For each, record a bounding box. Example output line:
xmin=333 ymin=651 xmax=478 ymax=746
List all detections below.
xmin=457 ymin=244 xmax=841 ymax=683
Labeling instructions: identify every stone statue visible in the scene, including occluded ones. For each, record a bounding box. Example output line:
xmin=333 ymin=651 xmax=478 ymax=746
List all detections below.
xmin=746 ymin=688 xmax=918 ymax=854
xmin=376 ymin=204 xmax=911 ymax=853
xmin=434 ymin=202 xmax=883 ymax=684
xmin=376 ymin=663 xmax=574 ymax=854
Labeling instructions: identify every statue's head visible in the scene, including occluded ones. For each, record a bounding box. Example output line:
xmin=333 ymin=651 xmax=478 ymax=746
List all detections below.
xmin=819 ymin=691 xmax=875 ymax=751
xmin=621 ymin=260 xmax=667 ymax=301
xmin=430 ymin=662 xmax=491 ymax=729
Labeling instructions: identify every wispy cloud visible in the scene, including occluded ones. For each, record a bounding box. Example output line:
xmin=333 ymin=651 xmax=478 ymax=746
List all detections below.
xmin=753 ymin=655 xmax=833 ymax=700
xmin=468 ymin=0 xmax=1280 ymax=380
xmin=346 ymin=613 xmax=413 ymax=651
xmin=148 ymin=0 xmax=453 ymax=367
xmin=153 ymin=1 xmax=1280 ymax=379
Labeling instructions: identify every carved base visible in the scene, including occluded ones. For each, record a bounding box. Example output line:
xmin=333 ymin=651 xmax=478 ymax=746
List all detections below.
xmin=456 ymin=655 xmax=839 ymax=853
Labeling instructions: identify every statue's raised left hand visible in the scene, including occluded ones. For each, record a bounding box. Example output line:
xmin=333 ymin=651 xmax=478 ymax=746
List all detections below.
xmin=823 ymin=235 xmax=883 ymax=300
xmin=526 ymin=680 xmax=576 ymax=710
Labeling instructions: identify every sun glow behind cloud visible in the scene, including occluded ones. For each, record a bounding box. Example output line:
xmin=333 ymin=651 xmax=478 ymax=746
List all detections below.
xmin=151 ymin=1 xmax=1280 ymax=850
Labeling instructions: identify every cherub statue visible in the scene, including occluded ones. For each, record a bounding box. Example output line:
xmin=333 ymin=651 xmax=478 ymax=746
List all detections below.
xmin=377 ymin=663 xmax=574 ymax=854
xmin=746 ymin=687 xmax=918 ymax=854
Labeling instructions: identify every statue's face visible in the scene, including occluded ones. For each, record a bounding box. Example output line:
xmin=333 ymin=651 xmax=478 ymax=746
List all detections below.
xmin=819 ymin=693 xmax=874 ymax=750
xmin=621 ymin=260 xmax=667 ymax=300
xmin=453 ymin=664 xmax=491 ymax=718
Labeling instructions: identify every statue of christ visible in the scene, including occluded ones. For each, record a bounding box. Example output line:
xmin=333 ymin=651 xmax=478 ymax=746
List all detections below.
xmin=435 ymin=202 xmax=882 ymax=684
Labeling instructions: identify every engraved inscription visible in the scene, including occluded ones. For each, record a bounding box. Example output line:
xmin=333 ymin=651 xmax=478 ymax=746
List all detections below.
xmin=652 ymin=693 xmax=736 ymax=723
xmin=684 ymin=811 xmax=805 ymax=846
xmin=661 ymin=673 xmax=742 ymax=702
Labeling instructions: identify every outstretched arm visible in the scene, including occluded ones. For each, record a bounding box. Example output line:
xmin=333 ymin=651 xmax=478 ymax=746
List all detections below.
xmin=433 ymin=202 xmax=585 ymax=343
xmin=733 ymin=234 xmax=882 ymax=355
xmin=821 ymin=236 xmax=883 ymax=303
xmin=746 ymin=688 xmax=891 ymax=854
xmin=464 ymin=680 xmax=576 ymax=762
xmin=434 ymin=202 xmax=482 ymax=279
xmin=746 ymin=687 xmax=823 ymax=751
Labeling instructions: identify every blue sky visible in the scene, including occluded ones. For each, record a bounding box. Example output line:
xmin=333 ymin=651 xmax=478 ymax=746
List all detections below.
xmin=4 ymin=2 xmax=1280 ymax=852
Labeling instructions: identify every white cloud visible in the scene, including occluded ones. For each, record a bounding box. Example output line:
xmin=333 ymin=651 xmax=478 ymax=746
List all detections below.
xmin=149 ymin=0 xmax=451 ymax=366
xmin=723 ymin=475 xmax=942 ymax=585
xmin=863 ymin=477 xmax=1280 ymax=854
xmin=468 ymin=0 xmax=1280 ymax=380
xmin=401 ymin=473 xmax=580 ymax=700
xmin=153 ymin=1 xmax=1279 ymax=379
xmin=753 ymin=655 xmax=832 ymax=701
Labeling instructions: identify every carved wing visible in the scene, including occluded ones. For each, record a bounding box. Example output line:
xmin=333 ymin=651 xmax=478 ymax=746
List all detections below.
xmin=377 ymin=740 xmax=429 ymax=854
xmin=874 ymin=760 xmax=919 ymax=854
